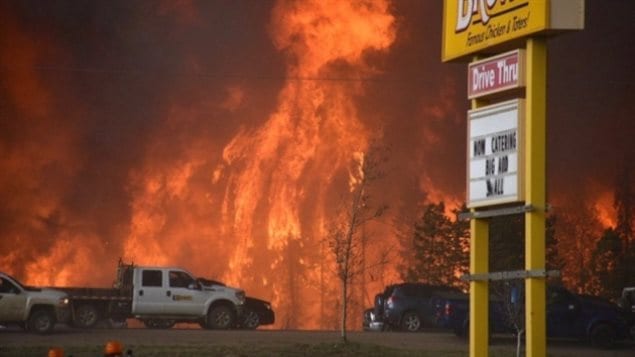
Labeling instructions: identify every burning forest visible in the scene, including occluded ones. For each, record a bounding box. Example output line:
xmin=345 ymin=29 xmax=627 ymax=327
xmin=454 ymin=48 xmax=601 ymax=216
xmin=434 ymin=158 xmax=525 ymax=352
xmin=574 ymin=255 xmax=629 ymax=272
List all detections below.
xmin=1 ymin=1 xmax=633 ymax=330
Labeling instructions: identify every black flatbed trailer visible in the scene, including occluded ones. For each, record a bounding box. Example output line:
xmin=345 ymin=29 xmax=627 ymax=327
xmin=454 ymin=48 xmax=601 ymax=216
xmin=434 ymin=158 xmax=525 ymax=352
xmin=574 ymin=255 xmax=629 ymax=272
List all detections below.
xmin=50 ymin=261 xmax=135 ymax=328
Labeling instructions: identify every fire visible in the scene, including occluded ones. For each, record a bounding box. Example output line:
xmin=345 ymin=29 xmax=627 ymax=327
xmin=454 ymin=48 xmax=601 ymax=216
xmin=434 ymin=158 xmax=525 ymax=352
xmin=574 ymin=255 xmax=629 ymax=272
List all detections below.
xmin=213 ymin=0 xmax=397 ymax=327
xmin=13 ymin=0 xmax=627 ymax=330
xmin=57 ymin=0 xmax=399 ymax=329
xmin=2 ymin=0 xmax=629 ymax=331
xmin=594 ymin=190 xmax=616 ymax=229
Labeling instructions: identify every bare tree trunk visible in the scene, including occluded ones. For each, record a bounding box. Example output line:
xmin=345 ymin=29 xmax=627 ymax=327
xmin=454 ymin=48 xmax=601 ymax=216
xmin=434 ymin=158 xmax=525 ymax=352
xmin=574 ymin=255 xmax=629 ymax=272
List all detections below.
xmin=320 ymin=240 xmax=325 ymax=330
xmin=516 ymin=329 xmax=525 ymax=357
xmin=341 ymin=276 xmax=348 ymax=342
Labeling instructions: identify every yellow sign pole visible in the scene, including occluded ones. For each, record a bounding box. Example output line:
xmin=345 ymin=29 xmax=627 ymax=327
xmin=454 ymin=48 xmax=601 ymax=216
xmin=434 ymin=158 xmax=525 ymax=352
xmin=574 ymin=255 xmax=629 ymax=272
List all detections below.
xmin=470 ymin=214 xmax=489 ymax=357
xmin=524 ymin=37 xmax=547 ymax=357
xmin=469 ymin=96 xmax=489 ymax=357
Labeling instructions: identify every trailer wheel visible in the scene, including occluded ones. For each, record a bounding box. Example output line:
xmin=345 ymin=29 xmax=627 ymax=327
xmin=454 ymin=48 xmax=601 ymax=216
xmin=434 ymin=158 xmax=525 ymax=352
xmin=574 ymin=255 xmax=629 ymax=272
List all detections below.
xmin=28 ymin=309 xmax=56 ymax=334
xmin=74 ymin=304 xmax=99 ymax=328
xmin=207 ymin=305 xmax=235 ymax=329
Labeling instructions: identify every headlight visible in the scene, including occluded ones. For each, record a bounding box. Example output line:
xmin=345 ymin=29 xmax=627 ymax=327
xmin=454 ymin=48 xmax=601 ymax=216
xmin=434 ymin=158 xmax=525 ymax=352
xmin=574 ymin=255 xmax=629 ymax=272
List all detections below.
xmin=59 ymin=297 xmax=70 ymax=306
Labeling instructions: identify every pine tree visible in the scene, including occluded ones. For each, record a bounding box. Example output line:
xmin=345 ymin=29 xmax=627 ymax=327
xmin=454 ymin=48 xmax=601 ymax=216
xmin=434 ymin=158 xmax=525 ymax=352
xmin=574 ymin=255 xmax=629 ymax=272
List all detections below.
xmin=404 ymin=201 xmax=468 ymax=288
xmin=489 ymin=214 xmax=524 ymax=272
xmin=553 ymin=200 xmax=603 ymax=294
xmin=590 ymin=228 xmax=623 ymax=299
xmin=614 ymin=166 xmax=634 ymax=289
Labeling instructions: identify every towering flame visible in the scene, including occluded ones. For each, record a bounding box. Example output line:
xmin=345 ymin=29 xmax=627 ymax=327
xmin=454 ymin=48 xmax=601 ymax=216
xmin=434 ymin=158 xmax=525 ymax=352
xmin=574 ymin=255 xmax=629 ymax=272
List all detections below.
xmin=118 ymin=0 xmax=396 ymax=328
xmin=217 ymin=0 xmax=395 ymax=327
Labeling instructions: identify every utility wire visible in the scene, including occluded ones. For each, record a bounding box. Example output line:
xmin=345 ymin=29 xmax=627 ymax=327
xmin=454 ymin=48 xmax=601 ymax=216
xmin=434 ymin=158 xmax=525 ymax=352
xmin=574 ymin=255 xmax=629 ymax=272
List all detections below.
xmin=0 ymin=64 xmax=453 ymax=84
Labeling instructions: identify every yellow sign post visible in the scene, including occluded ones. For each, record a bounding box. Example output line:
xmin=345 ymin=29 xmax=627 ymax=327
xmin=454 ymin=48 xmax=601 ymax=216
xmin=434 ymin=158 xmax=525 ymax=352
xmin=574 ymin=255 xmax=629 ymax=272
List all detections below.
xmin=525 ymin=37 xmax=547 ymax=357
xmin=442 ymin=1 xmax=584 ymax=357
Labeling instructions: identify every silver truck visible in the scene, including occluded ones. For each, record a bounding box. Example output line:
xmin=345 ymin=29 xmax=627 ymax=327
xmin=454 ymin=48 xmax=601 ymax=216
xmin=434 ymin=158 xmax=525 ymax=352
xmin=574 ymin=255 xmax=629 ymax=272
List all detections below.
xmin=55 ymin=262 xmax=246 ymax=329
xmin=0 ymin=272 xmax=70 ymax=333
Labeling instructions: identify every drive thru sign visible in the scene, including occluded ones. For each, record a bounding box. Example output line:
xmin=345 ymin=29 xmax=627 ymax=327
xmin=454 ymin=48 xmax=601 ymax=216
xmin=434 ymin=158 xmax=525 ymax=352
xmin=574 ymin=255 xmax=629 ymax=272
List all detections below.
xmin=468 ymin=50 xmax=525 ymax=99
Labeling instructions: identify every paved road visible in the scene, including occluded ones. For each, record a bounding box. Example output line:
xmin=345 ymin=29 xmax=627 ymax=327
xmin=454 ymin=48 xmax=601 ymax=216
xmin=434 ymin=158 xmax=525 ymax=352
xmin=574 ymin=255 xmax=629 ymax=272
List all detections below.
xmin=1 ymin=326 xmax=633 ymax=356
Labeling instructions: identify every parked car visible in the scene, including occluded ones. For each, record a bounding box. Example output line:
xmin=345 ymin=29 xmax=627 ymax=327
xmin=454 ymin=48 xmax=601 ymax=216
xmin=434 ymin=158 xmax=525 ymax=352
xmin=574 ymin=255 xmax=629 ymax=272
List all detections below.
xmin=376 ymin=282 xmax=464 ymax=332
xmin=0 ymin=272 xmax=70 ymax=334
xmin=197 ymin=277 xmax=274 ymax=329
xmin=547 ymin=286 xmax=632 ymax=348
xmin=619 ymin=287 xmax=635 ymax=313
xmin=432 ymin=291 xmax=512 ymax=337
xmin=436 ymin=285 xmax=633 ymax=349
xmin=362 ymin=307 xmax=383 ymax=331
xmin=239 ymin=297 xmax=275 ymax=329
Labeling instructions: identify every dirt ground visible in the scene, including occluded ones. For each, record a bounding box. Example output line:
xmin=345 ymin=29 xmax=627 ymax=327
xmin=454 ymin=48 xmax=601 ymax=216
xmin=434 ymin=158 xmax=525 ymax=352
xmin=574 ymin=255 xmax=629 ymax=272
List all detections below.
xmin=1 ymin=325 xmax=634 ymax=357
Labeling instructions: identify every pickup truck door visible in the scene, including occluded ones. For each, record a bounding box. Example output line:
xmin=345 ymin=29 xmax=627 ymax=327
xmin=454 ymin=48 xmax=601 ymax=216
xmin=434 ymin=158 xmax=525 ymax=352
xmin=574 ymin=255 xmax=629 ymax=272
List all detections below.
xmin=0 ymin=277 xmax=27 ymax=321
xmin=166 ymin=270 xmax=209 ymax=316
xmin=132 ymin=269 xmax=167 ymax=315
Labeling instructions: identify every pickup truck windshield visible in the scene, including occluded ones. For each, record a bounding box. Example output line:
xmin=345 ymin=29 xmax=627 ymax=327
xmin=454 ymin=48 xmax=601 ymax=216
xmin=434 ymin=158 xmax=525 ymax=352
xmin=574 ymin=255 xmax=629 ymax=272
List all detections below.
xmin=2 ymin=274 xmax=26 ymax=290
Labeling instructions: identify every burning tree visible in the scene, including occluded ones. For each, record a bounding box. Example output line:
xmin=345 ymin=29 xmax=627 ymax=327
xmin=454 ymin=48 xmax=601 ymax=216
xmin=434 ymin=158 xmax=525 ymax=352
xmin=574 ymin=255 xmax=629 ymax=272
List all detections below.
xmin=326 ymin=146 xmax=387 ymax=342
xmin=589 ymin=166 xmax=634 ymax=299
xmin=403 ymin=201 xmax=469 ymax=288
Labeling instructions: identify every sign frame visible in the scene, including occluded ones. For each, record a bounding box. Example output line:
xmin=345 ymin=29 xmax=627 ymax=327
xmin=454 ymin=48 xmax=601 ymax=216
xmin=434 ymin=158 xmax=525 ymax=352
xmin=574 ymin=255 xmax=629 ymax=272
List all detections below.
xmin=467 ymin=99 xmax=525 ymax=208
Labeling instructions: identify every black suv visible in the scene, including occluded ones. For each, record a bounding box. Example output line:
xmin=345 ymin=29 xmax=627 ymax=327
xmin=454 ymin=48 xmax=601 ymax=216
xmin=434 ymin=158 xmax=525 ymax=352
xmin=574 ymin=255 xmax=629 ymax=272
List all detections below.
xmin=377 ymin=282 xmax=463 ymax=332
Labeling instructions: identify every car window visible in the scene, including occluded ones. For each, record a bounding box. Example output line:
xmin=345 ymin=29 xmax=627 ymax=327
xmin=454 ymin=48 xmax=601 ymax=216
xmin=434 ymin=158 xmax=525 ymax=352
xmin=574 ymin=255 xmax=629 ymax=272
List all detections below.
xmin=141 ymin=270 xmax=162 ymax=287
xmin=399 ymin=285 xmax=418 ymax=297
xmin=548 ymin=288 xmax=571 ymax=305
xmin=0 ymin=277 xmax=19 ymax=294
xmin=417 ymin=285 xmax=434 ymax=298
xmin=169 ymin=271 xmax=194 ymax=288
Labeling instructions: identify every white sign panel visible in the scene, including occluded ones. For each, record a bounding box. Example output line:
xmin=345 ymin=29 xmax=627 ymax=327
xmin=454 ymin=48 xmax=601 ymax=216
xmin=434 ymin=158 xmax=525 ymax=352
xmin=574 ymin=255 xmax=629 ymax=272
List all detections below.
xmin=467 ymin=99 xmax=524 ymax=208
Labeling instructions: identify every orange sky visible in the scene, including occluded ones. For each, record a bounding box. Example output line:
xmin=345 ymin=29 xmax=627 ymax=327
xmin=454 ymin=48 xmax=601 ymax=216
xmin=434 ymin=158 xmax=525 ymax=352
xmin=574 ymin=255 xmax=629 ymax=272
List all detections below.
xmin=1 ymin=0 xmax=633 ymax=329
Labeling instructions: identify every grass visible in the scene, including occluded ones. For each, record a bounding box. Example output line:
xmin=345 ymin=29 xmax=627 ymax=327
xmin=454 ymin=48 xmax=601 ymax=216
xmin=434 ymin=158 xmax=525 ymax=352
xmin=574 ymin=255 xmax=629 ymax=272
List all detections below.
xmin=2 ymin=341 xmax=622 ymax=357
xmin=1 ymin=341 xmax=466 ymax=357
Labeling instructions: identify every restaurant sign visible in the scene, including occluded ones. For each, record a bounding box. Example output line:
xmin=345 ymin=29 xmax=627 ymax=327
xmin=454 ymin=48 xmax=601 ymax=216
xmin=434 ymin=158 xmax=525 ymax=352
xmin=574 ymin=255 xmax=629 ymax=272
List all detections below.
xmin=442 ymin=0 xmax=584 ymax=62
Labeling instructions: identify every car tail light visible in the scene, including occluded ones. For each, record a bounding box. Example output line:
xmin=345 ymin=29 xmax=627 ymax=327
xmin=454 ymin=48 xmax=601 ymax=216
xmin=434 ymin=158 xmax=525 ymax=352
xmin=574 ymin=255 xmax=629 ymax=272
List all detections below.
xmin=444 ymin=302 xmax=452 ymax=316
xmin=387 ymin=295 xmax=397 ymax=307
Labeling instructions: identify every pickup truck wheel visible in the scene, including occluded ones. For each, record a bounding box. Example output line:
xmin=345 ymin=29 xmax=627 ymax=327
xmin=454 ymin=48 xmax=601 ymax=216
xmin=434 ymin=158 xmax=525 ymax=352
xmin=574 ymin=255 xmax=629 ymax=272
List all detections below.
xmin=207 ymin=305 xmax=235 ymax=329
xmin=28 ymin=309 xmax=56 ymax=334
xmin=74 ymin=304 xmax=99 ymax=328
xmin=241 ymin=309 xmax=260 ymax=329
xmin=590 ymin=323 xmax=617 ymax=349
xmin=400 ymin=311 xmax=422 ymax=332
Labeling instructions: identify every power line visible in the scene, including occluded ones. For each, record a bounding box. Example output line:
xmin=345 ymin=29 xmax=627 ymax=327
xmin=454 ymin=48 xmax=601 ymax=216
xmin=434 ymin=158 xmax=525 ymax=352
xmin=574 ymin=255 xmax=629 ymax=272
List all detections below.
xmin=2 ymin=64 xmax=632 ymax=85
xmin=0 ymin=64 xmax=454 ymax=85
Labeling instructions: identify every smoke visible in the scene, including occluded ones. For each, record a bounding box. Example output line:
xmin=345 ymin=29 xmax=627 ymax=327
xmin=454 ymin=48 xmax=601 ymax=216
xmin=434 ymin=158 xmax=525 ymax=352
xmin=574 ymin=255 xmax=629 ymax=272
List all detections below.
xmin=1 ymin=0 xmax=633 ymax=328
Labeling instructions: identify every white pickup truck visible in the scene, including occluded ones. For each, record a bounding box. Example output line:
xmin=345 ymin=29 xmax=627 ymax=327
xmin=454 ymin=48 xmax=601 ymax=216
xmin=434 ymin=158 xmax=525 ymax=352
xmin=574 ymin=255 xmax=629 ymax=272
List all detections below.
xmin=0 ymin=272 xmax=70 ymax=333
xmin=56 ymin=263 xmax=246 ymax=329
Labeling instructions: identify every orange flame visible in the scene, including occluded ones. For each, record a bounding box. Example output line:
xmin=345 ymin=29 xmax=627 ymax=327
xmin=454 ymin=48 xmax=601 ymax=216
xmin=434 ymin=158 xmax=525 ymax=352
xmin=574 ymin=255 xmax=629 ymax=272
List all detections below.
xmin=594 ymin=190 xmax=616 ymax=229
